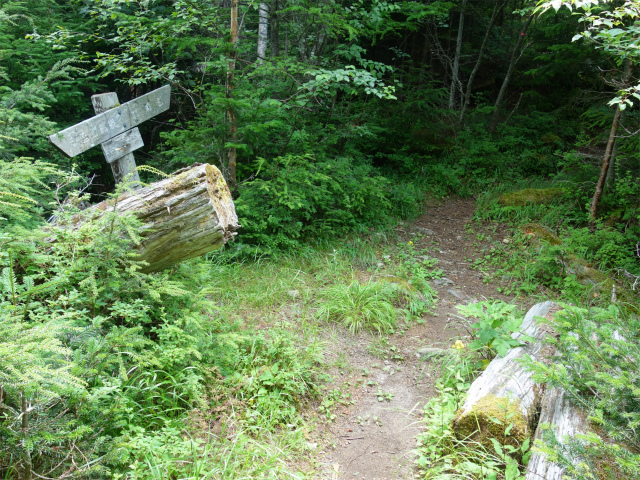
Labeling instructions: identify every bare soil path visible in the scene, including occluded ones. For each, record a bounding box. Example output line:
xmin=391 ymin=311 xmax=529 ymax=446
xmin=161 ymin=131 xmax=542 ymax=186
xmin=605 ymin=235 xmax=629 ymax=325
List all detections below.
xmin=311 ymin=198 xmax=511 ymax=480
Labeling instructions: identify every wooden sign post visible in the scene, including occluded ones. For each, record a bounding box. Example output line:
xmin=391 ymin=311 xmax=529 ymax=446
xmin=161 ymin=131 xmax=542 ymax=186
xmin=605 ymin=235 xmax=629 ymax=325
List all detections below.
xmin=48 ymin=85 xmax=171 ymax=188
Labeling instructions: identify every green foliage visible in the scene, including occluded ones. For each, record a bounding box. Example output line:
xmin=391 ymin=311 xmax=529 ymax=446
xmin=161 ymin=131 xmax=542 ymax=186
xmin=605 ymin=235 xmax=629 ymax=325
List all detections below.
xmin=416 ymin=350 xmax=532 ymax=479
xmin=474 ymin=179 xmax=640 ymax=299
xmin=235 ymin=154 xmax=392 ymax=253
xmin=523 ymin=305 xmax=640 ymax=477
xmin=457 ymin=301 xmax=528 ymax=358
xmin=222 ymin=329 xmax=325 ymax=429
xmin=317 ymin=280 xmax=397 ymax=334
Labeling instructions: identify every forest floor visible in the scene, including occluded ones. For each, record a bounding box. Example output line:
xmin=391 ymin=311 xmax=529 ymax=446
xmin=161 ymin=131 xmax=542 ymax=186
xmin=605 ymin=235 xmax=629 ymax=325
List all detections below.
xmin=307 ymin=197 xmax=519 ymax=480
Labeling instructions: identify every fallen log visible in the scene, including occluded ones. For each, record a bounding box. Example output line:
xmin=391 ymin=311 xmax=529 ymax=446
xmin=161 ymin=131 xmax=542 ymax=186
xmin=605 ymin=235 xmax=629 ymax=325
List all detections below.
xmin=69 ymin=163 xmax=240 ymax=273
xmin=525 ymin=387 xmax=588 ymax=480
xmin=451 ymin=301 xmax=558 ymax=450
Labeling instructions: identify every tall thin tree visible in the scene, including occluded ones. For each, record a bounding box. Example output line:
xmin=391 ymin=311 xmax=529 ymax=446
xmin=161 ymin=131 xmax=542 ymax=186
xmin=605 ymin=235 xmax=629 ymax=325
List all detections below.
xmin=589 ymin=61 xmax=634 ymax=226
xmin=257 ymin=2 xmax=269 ymax=64
xmin=490 ymin=13 xmax=533 ymax=132
xmin=226 ymin=0 xmax=239 ymax=187
xmin=449 ymin=0 xmax=468 ymax=110
xmin=270 ymin=0 xmax=280 ymax=57
xmin=459 ymin=0 xmax=507 ymax=122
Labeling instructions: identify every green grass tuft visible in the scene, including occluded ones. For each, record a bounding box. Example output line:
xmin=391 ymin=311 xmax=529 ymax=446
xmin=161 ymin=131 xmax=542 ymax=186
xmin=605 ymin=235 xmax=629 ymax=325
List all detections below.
xmin=317 ymin=280 xmax=397 ymax=334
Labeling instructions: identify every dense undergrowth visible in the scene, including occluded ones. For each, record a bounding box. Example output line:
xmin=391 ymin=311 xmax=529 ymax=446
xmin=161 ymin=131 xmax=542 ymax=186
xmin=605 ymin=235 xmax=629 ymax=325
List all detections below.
xmin=2 ymin=2 xmax=640 ymax=476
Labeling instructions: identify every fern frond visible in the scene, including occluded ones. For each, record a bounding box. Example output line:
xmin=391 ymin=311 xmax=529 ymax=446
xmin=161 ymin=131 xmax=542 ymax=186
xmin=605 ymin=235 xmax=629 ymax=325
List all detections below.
xmin=135 ymin=165 xmax=170 ymax=178
xmin=0 ymin=191 xmax=38 ymax=203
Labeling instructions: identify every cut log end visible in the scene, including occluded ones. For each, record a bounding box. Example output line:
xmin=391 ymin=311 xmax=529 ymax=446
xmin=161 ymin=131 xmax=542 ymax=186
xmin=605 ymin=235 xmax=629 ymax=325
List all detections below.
xmin=83 ymin=163 xmax=240 ymax=273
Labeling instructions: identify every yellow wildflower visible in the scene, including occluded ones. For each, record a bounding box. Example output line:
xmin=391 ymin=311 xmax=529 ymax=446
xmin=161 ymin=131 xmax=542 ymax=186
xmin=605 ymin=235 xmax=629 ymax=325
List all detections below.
xmin=452 ymin=340 xmax=465 ymax=350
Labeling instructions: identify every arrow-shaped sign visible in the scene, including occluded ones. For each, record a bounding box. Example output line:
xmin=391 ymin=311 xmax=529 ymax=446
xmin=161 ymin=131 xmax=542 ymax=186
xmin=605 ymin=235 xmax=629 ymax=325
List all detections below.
xmin=48 ymin=85 xmax=170 ymax=158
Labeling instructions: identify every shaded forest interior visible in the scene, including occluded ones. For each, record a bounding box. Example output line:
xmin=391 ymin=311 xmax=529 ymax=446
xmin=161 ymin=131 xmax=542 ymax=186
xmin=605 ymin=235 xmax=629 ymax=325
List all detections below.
xmin=1 ymin=0 xmax=640 ymax=478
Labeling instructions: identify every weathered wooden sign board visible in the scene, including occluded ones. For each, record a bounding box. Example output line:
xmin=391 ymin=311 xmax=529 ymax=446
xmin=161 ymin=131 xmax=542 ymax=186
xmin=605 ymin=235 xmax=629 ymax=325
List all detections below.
xmin=48 ymin=85 xmax=171 ymax=187
xmin=47 ymin=86 xmax=242 ymax=273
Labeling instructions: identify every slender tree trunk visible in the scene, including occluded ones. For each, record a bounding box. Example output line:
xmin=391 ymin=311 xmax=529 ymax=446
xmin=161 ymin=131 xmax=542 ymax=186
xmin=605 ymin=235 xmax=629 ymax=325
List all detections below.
xmin=448 ymin=0 xmax=468 ymax=110
xmin=459 ymin=0 xmax=505 ymax=122
xmin=589 ymin=109 xmax=622 ymax=226
xmin=270 ymin=0 xmax=280 ymax=57
xmin=589 ymin=61 xmax=633 ymax=226
xmin=606 ymin=142 xmax=618 ymax=187
xmin=490 ymin=14 xmax=533 ymax=132
xmin=257 ymin=2 xmax=268 ymax=64
xmin=22 ymin=394 xmax=32 ymax=480
xmin=226 ymin=0 xmax=238 ymax=187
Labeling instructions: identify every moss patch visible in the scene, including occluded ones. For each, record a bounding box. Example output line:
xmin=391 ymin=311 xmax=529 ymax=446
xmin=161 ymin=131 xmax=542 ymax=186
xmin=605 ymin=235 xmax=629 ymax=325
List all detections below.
xmin=521 ymin=223 xmax=562 ymax=245
xmin=452 ymin=395 xmax=529 ymax=456
xmin=499 ymin=188 xmax=564 ymax=207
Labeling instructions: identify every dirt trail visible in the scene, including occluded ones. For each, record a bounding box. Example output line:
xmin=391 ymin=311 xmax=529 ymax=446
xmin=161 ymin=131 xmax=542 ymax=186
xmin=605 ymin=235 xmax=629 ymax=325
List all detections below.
xmin=313 ymin=198 xmax=510 ymax=480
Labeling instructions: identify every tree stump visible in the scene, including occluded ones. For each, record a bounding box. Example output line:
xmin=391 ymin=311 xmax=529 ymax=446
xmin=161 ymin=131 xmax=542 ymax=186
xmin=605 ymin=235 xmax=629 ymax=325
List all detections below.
xmin=80 ymin=163 xmax=240 ymax=273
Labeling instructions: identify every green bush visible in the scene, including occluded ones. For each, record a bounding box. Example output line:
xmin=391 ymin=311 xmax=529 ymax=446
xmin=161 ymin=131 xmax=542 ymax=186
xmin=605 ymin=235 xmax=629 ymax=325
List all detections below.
xmin=235 ymin=154 xmax=392 ymax=252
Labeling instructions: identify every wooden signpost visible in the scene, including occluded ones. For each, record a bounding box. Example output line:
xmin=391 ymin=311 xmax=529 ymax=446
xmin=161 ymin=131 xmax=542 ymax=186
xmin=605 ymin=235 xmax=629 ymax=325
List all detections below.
xmin=48 ymin=85 xmax=171 ymax=187
xmin=47 ymin=85 xmax=241 ymax=273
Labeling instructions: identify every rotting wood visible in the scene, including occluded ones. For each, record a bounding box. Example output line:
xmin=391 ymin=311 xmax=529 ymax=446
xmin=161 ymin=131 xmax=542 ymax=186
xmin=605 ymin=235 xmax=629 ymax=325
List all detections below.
xmin=69 ymin=163 xmax=240 ymax=273
xmin=525 ymin=387 xmax=588 ymax=480
xmin=451 ymin=301 xmax=558 ymax=450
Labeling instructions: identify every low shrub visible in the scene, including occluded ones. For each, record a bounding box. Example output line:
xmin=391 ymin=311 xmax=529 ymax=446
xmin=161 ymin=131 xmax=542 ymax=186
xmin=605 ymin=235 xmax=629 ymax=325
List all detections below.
xmin=235 ymin=154 xmax=393 ymax=253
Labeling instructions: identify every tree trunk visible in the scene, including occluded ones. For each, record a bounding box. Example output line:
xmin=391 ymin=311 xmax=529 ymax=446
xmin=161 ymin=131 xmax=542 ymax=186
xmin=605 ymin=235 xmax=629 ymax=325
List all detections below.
xmin=270 ymin=0 xmax=280 ymax=57
xmin=589 ymin=61 xmax=633 ymax=227
xmin=525 ymin=387 xmax=588 ymax=480
xmin=588 ymin=107 xmax=622 ymax=226
xmin=226 ymin=0 xmax=239 ymax=187
xmin=490 ymin=14 xmax=533 ymax=132
xmin=22 ymin=394 xmax=31 ymax=480
xmin=448 ymin=0 xmax=467 ymax=110
xmin=451 ymin=302 xmax=558 ymax=449
xmin=605 ymin=141 xmax=617 ymax=188
xmin=459 ymin=0 xmax=505 ymax=122
xmin=75 ymin=164 xmax=240 ymax=273
xmin=257 ymin=2 xmax=268 ymax=64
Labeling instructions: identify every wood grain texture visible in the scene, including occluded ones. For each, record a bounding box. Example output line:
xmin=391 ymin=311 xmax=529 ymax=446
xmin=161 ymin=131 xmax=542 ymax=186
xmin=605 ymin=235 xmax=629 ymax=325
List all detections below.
xmin=525 ymin=388 xmax=587 ymax=480
xmin=92 ymin=92 xmax=142 ymax=187
xmin=101 ymin=127 xmax=144 ymax=163
xmin=90 ymin=163 xmax=240 ymax=272
xmin=49 ymin=86 xmax=170 ymax=158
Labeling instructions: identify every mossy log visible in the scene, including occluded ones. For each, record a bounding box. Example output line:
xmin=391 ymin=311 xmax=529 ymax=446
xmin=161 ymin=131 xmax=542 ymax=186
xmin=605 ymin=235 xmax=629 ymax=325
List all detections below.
xmin=525 ymin=387 xmax=588 ymax=480
xmin=451 ymin=301 xmax=559 ymax=450
xmin=80 ymin=163 xmax=240 ymax=273
xmin=499 ymin=188 xmax=564 ymax=207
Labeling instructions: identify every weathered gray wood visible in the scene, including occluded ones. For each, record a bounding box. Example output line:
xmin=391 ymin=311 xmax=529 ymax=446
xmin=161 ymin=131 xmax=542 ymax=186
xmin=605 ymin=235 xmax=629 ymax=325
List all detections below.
xmin=91 ymin=92 xmax=142 ymax=187
xmin=451 ymin=302 xmax=558 ymax=448
xmin=80 ymin=163 xmax=240 ymax=273
xmin=48 ymin=85 xmax=170 ymax=158
xmin=525 ymin=388 xmax=587 ymax=480
xmin=101 ymin=128 xmax=144 ymax=164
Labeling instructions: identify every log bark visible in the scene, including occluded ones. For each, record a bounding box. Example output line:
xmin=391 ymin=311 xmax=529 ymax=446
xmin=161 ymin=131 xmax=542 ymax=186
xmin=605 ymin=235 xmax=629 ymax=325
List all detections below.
xmin=86 ymin=163 xmax=240 ymax=273
xmin=525 ymin=387 xmax=588 ymax=480
xmin=452 ymin=301 xmax=558 ymax=448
